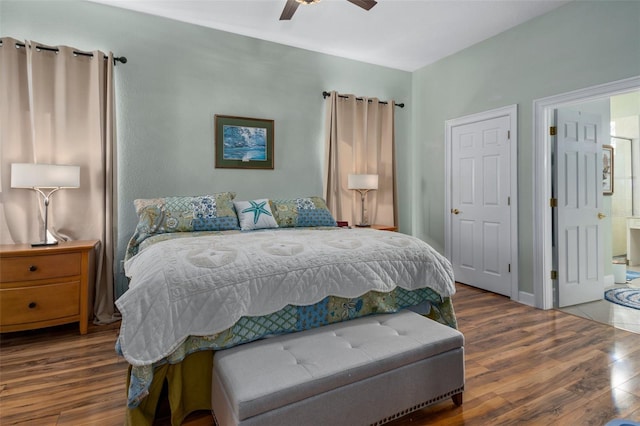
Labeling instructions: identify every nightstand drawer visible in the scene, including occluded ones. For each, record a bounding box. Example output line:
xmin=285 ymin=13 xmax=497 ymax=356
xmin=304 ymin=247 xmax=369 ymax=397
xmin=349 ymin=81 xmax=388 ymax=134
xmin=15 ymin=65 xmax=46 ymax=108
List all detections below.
xmin=0 ymin=281 xmax=80 ymax=326
xmin=0 ymin=253 xmax=81 ymax=283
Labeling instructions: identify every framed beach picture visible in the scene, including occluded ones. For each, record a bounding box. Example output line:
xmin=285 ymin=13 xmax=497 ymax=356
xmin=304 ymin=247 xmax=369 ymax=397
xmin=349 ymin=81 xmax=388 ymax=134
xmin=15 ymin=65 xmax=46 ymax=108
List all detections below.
xmin=602 ymin=144 xmax=613 ymax=195
xmin=215 ymin=115 xmax=274 ymax=169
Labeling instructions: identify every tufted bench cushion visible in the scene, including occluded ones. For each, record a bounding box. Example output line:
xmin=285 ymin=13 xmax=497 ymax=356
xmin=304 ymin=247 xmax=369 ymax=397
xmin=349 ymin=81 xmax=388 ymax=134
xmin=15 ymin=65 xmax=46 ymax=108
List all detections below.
xmin=211 ymin=310 xmax=464 ymax=426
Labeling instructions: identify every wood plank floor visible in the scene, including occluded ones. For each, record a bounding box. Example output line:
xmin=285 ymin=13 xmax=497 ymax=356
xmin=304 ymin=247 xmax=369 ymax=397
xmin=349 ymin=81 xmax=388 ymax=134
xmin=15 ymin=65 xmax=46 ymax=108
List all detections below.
xmin=1 ymin=283 xmax=638 ymax=425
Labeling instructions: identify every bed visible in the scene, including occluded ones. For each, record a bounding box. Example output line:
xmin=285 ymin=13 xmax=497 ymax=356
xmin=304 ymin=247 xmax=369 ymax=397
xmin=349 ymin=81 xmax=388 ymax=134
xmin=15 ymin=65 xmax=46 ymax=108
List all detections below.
xmin=116 ymin=193 xmax=457 ymax=425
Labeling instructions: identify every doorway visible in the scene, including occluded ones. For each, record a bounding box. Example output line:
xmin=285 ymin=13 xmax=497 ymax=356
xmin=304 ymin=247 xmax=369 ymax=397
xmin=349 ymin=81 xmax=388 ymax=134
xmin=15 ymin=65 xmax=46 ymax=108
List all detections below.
xmin=610 ymin=91 xmax=640 ymax=266
xmin=533 ymin=76 xmax=640 ymax=310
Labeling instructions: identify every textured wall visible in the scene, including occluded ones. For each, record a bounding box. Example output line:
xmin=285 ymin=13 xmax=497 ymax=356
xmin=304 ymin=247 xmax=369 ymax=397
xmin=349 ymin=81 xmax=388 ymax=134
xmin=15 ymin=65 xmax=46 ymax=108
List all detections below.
xmin=4 ymin=0 xmax=640 ymax=301
xmin=411 ymin=0 xmax=640 ymax=295
xmin=1 ymin=0 xmax=412 ymax=296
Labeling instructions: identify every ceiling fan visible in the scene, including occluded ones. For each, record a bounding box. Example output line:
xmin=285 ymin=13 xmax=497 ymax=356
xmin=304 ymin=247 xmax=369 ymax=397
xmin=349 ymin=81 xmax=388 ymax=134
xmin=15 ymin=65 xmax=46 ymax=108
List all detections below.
xmin=280 ymin=0 xmax=377 ymax=21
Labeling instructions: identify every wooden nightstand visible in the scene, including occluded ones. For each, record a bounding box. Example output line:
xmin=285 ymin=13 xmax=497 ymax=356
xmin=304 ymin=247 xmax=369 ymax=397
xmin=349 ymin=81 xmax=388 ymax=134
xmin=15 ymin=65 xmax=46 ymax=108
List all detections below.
xmin=0 ymin=240 xmax=98 ymax=335
xmin=371 ymin=224 xmax=398 ymax=232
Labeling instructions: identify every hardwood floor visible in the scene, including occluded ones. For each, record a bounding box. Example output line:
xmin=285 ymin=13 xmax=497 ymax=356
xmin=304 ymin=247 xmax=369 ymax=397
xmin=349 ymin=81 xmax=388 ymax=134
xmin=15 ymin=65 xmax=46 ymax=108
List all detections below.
xmin=1 ymin=283 xmax=638 ymax=425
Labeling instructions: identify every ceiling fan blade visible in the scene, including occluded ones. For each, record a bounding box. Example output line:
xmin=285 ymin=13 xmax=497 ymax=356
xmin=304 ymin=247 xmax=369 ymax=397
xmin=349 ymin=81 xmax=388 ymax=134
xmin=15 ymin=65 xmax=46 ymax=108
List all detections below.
xmin=346 ymin=0 xmax=377 ymax=11
xmin=280 ymin=0 xmax=300 ymax=20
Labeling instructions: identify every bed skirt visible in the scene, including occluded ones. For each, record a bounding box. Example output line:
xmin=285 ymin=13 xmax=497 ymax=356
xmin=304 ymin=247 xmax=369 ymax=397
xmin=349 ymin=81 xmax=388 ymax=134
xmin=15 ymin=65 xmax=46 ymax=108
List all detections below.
xmin=125 ymin=350 xmax=213 ymax=426
xmin=124 ymin=296 xmax=456 ymax=426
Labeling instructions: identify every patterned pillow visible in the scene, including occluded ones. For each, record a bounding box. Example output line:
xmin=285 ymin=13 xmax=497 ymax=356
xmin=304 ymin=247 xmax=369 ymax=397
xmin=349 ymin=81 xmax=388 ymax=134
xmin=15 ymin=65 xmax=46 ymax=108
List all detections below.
xmin=270 ymin=196 xmax=337 ymax=228
xmin=133 ymin=192 xmax=240 ymax=235
xmin=125 ymin=192 xmax=240 ymax=259
xmin=234 ymin=199 xmax=279 ymax=231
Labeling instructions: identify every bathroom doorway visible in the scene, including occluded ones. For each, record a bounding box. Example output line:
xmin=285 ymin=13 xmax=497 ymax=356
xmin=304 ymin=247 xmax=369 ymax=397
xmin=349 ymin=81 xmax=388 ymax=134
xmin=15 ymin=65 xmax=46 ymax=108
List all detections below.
xmin=532 ymin=77 xmax=640 ymax=311
xmin=558 ymin=91 xmax=640 ymax=333
xmin=610 ymin=91 xmax=640 ymax=271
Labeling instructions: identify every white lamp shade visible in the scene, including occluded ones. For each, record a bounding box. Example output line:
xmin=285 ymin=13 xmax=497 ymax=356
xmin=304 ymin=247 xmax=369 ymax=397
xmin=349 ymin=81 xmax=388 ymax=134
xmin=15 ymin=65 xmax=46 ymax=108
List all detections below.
xmin=348 ymin=174 xmax=378 ymax=190
xmin=11 ymin=163 xmax=80 ymax=189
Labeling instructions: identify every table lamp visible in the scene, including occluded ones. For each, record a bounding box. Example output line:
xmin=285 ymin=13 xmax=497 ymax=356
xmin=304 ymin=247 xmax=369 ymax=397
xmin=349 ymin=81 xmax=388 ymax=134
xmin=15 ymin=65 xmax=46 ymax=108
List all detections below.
xmin=11 ymin=163 xmax=80 ymax=246
xmin=348 ymin=173 xmax=378 ymax=227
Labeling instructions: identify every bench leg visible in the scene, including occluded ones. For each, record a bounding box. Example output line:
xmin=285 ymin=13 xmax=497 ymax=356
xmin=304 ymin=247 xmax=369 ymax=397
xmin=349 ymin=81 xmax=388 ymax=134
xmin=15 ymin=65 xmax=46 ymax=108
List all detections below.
xmin=452 ymin=392 xmax=463 ymax=406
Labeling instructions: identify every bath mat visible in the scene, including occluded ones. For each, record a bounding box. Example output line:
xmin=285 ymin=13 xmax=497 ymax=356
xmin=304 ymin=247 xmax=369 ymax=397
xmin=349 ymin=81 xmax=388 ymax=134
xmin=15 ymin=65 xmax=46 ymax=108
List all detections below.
xmin=605 ymin=288 xmax=640 ymax=310
xmin=604 ymin=420 xmax=640 ymax=426
xmin=626 ymin=270 xmax=640 ymax=281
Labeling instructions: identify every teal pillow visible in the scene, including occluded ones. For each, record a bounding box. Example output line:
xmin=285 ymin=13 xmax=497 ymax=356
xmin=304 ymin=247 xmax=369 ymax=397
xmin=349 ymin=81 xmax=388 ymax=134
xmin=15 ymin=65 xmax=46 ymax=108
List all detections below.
xmin=271 ymin=197 xmax=337 ymax=228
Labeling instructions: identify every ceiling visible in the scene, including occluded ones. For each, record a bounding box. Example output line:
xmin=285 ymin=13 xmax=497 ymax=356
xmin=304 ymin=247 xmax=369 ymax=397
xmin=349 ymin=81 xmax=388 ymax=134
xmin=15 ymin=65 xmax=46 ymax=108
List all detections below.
xmin=88 ymin=0 xmax=571 ymax=72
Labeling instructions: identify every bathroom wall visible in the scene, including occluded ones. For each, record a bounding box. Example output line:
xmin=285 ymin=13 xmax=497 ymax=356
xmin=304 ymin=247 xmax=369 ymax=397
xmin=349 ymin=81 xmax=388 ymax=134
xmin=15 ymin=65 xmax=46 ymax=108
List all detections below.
xmin=611 ymin=91 xmax=640 ymax=259
xmin=611 ymin=136 xmax=633 ymax=256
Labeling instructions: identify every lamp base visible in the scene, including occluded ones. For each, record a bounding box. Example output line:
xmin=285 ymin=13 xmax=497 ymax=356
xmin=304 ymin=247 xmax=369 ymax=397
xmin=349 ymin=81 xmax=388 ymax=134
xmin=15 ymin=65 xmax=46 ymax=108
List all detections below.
xmin=355 ymin=224 xmax=371 ymax=228
xmin=31 ymin=240 xmax=59 ymax=247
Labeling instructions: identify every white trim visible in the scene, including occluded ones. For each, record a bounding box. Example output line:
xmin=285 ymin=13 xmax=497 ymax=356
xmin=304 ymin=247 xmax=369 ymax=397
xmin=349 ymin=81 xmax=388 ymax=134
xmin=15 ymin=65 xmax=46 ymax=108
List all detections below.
xmin=518 ymin=291 xmax=535 ymax=307
xmin=445 ymin=104 xmax=519 ymax=301
xmin=532 ymin=76 xmax=640 ymax=309
xmin=604 ymin=274 xmax=615 ymax=287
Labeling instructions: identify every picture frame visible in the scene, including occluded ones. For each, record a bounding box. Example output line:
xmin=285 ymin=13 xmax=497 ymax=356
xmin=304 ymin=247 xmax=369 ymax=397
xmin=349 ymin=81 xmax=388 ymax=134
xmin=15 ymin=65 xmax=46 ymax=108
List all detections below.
xmin=215 ymin=115 xmax=274 ymax=169
xmin=602 ymin=144 xmax=613 ymax=195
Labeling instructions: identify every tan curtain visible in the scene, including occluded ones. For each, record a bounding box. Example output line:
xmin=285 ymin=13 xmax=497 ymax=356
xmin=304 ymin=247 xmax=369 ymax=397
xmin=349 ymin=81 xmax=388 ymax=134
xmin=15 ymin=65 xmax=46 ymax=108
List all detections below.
xmin=0 ymin=37 xmax=119 ymax=324
xmin=323 ymin=91 xmax=397 ymax=227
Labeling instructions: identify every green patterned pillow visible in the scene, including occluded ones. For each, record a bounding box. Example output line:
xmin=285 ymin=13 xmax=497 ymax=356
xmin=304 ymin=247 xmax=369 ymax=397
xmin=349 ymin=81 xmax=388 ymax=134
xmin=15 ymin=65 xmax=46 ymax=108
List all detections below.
xmin=126 ymin=193 xmax=240 ymax=258
xmin=271 ymin=196 xmax=337 ymax=228
xmin=133 ymin=193 xmax=239 ymax=234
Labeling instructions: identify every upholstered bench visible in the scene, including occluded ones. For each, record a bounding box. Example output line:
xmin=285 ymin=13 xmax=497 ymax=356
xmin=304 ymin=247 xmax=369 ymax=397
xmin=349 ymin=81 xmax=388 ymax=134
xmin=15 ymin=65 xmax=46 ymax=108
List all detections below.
xmin=211 ymin=310 xmax=465 ymax=426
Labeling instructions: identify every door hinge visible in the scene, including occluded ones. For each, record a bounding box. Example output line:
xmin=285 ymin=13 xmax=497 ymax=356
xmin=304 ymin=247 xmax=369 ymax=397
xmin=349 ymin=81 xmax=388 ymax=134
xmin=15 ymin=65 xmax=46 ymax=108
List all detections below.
xmin=550 ymin=126 xmax=557 ymax=136
xmin=507 ymin=130 xmax=511 ymax=140
xmin=550 ymin=198 xmax=557 ymax=208
xmin=508 ymin=263 xmax=511 ymax=273
xmin=508 ymin=196 xmax=511 ymax=206
xmin=551 ymin=270 xmax=558 ymax=280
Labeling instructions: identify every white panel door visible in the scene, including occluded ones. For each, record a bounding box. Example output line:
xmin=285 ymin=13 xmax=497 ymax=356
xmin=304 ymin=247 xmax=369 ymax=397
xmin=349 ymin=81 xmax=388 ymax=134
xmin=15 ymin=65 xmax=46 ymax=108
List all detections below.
xmin=451 ymin=116 xmax=512 ymax=296
xmin=555 ymin=109 xmax=604 ymax=307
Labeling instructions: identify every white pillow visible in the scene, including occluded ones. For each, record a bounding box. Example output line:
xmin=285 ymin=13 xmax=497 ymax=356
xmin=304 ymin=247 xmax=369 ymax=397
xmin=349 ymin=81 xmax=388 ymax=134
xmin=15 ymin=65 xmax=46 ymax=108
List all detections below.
xmin=234 ymin=199 xmax=279 ymax=231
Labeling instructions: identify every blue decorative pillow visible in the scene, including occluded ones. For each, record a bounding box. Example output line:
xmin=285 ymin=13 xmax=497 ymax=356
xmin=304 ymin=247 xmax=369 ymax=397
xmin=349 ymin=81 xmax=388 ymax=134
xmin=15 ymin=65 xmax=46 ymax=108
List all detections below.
xmin=234 ymin=199 xmax=279 ymax=231
xmin=133 ymin=193 xmax=240 ymax=233
xmin=126 ymin=192 xmax=240 ymax=258
xmin=271 ymin=196 xmax=337 ymax=228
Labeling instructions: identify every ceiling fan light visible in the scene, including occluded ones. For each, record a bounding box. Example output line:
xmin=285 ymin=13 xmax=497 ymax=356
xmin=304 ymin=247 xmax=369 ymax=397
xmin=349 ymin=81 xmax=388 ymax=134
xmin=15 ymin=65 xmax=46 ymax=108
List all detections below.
xmin=296 ymin=0 xmax=321 ymax=5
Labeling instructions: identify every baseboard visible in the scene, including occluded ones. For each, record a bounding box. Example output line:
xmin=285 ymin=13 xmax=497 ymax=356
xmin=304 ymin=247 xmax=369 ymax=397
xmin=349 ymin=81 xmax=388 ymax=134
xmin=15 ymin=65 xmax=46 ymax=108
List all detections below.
xmin=517 ymin=291 xmax=535 ymax=307
xmin=518 ymin=277 xmax=614 ymax=307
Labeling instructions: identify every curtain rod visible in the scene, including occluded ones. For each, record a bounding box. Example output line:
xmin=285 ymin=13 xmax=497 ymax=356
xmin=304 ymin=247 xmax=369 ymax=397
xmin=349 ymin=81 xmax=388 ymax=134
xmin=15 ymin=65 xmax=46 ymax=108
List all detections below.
xmin=322 ymin=91 xmax=404 ymax=108
xmin=2 ymin=40 xmax=127 ymax=65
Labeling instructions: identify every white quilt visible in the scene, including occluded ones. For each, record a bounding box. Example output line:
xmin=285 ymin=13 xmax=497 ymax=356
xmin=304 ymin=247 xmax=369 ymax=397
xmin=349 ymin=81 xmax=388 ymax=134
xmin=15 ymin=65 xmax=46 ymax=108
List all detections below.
xmin=116 ymin=228 xmax=455 ymax=366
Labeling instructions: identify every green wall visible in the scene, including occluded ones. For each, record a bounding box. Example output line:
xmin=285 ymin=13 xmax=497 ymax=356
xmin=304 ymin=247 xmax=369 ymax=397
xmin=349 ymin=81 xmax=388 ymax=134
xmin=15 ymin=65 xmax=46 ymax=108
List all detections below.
xmin=1 ymin=0 xmax=412 ymax=297
xmin=3 ymin=0 xmax=640 ymax=300
xmin=411 ymin=0 xmax=640 ymax=295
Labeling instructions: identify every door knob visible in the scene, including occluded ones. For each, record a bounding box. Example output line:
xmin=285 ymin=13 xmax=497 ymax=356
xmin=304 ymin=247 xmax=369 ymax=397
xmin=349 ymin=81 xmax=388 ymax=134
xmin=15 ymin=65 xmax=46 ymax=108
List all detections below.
xmin=598 ymin=213 xmax=606 ymax=220
xmin=451 ymin=209 xmax=461 ymax=215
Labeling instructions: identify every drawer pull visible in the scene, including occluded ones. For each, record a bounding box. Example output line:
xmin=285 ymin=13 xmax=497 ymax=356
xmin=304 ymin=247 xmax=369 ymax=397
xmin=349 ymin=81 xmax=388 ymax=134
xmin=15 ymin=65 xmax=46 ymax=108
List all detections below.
xmin=28 ymin=302 xmax=37 ymax=309
xmin=29 ymin=265 xmax=38 ymax=272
